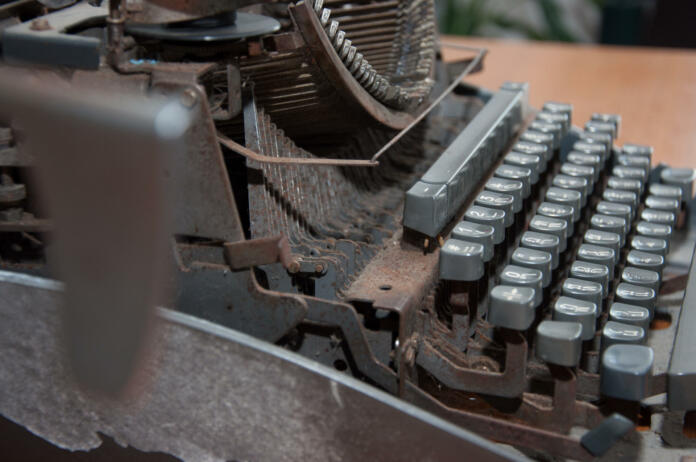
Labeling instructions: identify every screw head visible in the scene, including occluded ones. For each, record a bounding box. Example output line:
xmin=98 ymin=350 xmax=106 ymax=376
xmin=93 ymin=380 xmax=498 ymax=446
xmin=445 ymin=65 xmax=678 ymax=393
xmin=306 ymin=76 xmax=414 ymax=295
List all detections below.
xmin=30 ymin=18 xmax=51 ymax=31
xmin=287 ymin=260 xmax=300 ymax=274
xmin=180 ymin=88 xmax=198 ymax=108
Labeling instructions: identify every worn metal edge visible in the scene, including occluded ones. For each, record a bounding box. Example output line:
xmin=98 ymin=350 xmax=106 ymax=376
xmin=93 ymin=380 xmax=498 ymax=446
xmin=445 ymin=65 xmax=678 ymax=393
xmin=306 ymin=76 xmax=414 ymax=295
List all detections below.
xmin=0 ymin=269 xmax=521 ymax=461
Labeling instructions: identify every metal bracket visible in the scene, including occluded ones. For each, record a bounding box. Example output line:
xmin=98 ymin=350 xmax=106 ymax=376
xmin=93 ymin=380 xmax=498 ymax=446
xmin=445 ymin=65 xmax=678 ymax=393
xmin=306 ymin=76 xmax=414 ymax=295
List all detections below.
xmin=3 ymin=2 xmax=108 ymax=69
xmin=223 ymin=235 xmax=298 ymax=271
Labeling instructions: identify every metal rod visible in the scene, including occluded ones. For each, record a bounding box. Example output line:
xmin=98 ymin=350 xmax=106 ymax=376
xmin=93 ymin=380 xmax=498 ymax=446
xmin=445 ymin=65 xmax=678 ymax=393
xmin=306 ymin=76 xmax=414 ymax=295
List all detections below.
xmin=107 ymin=0 xmax=125 ymax=68
xmin=218 ymin=134 xmax=379 ymax=167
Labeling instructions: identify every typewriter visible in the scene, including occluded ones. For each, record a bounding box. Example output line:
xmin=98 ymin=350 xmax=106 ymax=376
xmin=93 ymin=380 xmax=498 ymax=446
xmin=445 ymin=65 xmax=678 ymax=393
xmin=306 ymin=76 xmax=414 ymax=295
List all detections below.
xmin=0 ymin=1 xmax=695 ymax=461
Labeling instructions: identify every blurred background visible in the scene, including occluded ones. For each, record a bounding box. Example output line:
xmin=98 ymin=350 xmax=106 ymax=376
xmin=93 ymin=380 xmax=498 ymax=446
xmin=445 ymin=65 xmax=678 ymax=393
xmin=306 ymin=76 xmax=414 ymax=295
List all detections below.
xmin=436 ymin=0 xmax=696 ymax=48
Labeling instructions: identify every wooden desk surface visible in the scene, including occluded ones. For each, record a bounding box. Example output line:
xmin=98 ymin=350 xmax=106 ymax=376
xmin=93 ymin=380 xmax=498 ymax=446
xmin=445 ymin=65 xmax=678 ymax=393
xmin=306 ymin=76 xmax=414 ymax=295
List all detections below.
xmin=442 ymin=37 xmax=696 ymax=168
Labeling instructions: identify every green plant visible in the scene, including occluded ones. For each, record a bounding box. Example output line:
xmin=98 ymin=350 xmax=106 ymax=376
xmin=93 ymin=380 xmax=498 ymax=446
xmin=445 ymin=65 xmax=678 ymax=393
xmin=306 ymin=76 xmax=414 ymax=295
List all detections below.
xmin=442 ymin=0 xmax=597 ymax=42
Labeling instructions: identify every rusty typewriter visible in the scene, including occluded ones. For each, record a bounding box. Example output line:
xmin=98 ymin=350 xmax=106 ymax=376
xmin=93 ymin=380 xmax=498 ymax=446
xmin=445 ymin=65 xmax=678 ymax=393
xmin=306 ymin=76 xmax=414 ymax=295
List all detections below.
xmin=1 ymin=1 xmax=696 ymax=461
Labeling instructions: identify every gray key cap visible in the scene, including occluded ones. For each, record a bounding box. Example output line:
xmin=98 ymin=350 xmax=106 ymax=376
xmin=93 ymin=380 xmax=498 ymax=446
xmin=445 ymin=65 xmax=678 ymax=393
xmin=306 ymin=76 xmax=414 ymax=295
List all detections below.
xmin=402 ymin=181 xmax=448 ymax=237
xmin=645 ymin=195 xmax=680 ymax=214
xmin=563 ymin=277 xmax=603 ymax=312
xmin=584 ymin=229 xmax=621 ymax=262
xmin=622 ymin=267 xmax=661 ymax=293
xmin=553 ymin=296 xmax=598 ymax=339
xmin=500 ymin=265 xmax=544 ymax=307
xmin=607 ymin=176 xmax=642 ymax=196
xmin=519 ymin=131 xmax=553 ymax=161
xmin=567 ymin=151 xmax=601 ymax=182
xmin=529 ymin=215 xmax=568 ymax=252
xmin=475 ymin=191 xmax=515 ymax=227
xmin=553 ymin=175 xmax=589 ymax=206
xmin=591 ymin=113 xmax=621 ymax=137
xmin=495 ymin=164 xmax=532 ymax=198
xmin=511 ymin=247 xmax=553 ymax=287
xmin=543 ymin=101 xmax=572 ymax=123
xmin=452 ymin=221 xmax=495 ymax=262
xmin=615 ymin=282 xmax=656 ymax=312
xmin=613 ymin=166 xmax=647 ymax=188
xmin=626 ymin=249 xmax=665 ymax=274
xmin=529 ymin=120 xmax=562 ymax=149
xmin=546 ymin=187 xmax=582 ymax=221
xmin=603 ymin=191 xmax=637 ymax=223
xmin=574 ymin=140 xmax=608 ymax=165
xmin=580 ymin=414 xmax=634 ymax=457
xmin=616 ymin=153 xmax=651 ymax=174
xmin=465 ymin=206 xmax=506 ymax=244
xmin=520 ymin=231 xmax=560 ymax=269
xmin=609 ymin=302 xmax=651 ymax=331
xmin=577 ymin=244 xmax=616 ymax=276
xmin=536 ymin=320 xmax=583 ymax=366
xmin=596 ymin=201 xmax=632 ymax=230
xmin=537 ymin=202 xmax=574 ymax=236
xmin=485 ymin=177 xmax=524 ymax=213
xmin=537 ymin=111 xmax=570 ymax=134
xmin=660 ymin=167 xmax=695 ymax=202
xmin=631 ymin=235 xmax=668 ymax=256
xmin=591 ymin=214 xmax=626 ymax=246
xmin=622 ymin=143 xmax=653 ymax=164
xmin=603 ymin=189 xmax=638 ymax=215
xmin=513 ymin=141 xmax=548 ymax=171
xmin=439 ymin=239 xmax=484 ymax=281
xmin=578 ymin=131 xmax=612 ymax=156
xmin=636 ymin=220 xmax=672 ymax=241
xmin=505 ymin=152 xmax=541 ymax=183
xmin=649 ymin=183 xmax=682 ymax=206
xmin=500 ymin=81 xmax=529 ymax=92
xmin=601 ymin=344 xmax=653 ymax=401
xmin=585 ymin=120 xmax=616 ymax=143
xmin=570 ymin=260 xmax=610 ymax=297
xmin=488 ymin=285 xmax=536 ymax=330
xmin=602 ymin=321 xmax=646 ymax=349
xmin=641 ymin=208 xmax=676 ymax=227
xmin=616 ymin=153 xmax=650 ymax=173
xmin=561 ymin=163 xmax=595 ymax=192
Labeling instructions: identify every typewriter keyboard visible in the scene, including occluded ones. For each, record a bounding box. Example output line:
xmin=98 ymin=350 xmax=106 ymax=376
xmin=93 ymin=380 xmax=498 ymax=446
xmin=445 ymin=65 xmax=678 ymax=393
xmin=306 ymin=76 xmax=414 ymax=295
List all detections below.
xmin=428 ymin=87 xmax=696 ymax=432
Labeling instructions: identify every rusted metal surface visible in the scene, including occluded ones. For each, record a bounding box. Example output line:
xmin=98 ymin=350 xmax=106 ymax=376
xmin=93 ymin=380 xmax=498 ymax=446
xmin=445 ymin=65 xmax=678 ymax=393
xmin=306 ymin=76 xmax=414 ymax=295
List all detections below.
xmin=240 ymin=88 xmax=446 ymax=300
xmin=302 ymin=295 xmax=399 ymax=393
xmin=293 ymin=0 xmax=436 ymax=112
xmin=416 ymin=330 xmax=528 ymax=398
xmin=175 ymin=262 xmax=308 ymax=343
xmin=0 ymin=273 xmax=518 ymax=462
xmin=152 ymin=71 xmax=245 ymax=243
xmin=404 ymin=382 xmax=596 ymax=461
xmin=289 ymin=0 xmax=416 ymax=130
xmin=222 ymin=49 xmax=485 ymax=167
xmin=343 ymin=230 xmax=440 ymax=313
xmin=223 ymin=234 xmax=297 ymax=270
